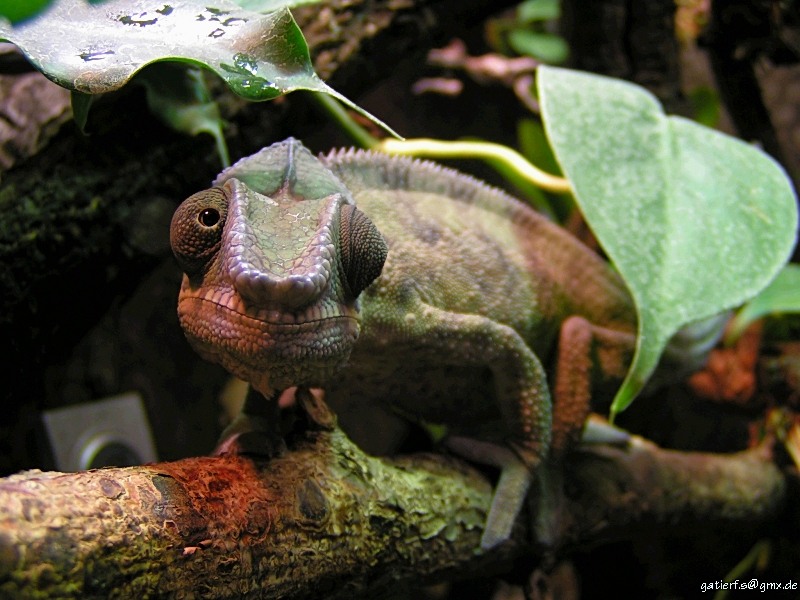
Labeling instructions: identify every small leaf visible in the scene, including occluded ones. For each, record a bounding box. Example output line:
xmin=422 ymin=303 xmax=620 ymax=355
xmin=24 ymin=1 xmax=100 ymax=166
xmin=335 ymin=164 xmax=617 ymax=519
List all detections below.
xmin=786 ymin=419 xmax=800 ymax=470
xmin=517 ymin=118 xmax=560 ymax=178
xmin=70 ymin=91 xmax=93 ymax=133
xmin=517 ymin=0 xmax=560 ymax=23
xmin=538 ymin=66 xmax=798 ymax=418
xmin=516 ymin=118 xmax=569 ymax=220
xmin=726 ymin=264 xmax=800 ymax=344
xmin=137 ymin=64 xmax=230 ymax=167
xmin=0 ymin=0 xmax=396 ymax=136
xmin=507 ymin=30 xmax=568 ymax=64
xmin=688 ymin=86 xmax=721 ymax=128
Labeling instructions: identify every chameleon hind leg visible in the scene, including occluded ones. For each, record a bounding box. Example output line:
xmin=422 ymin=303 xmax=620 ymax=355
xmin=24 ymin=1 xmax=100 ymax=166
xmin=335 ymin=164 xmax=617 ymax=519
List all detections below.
xmin=551 ymin=315 xmax=635 ymax=454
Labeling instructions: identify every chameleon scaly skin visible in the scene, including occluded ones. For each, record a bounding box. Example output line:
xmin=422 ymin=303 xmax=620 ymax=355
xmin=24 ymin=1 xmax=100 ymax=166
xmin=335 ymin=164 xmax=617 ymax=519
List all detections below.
xmin=171 ymin=139 xmax=712 ymax=549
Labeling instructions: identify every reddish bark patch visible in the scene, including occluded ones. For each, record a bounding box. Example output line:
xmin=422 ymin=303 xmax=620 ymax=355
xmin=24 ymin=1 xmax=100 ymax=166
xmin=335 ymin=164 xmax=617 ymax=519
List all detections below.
xmin=148 ymin=456 xmax=277 ymax=549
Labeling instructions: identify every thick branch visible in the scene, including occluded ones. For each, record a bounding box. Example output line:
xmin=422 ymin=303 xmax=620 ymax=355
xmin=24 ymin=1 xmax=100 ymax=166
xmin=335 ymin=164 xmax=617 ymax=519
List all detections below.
xmin=0 ymin=425 xmax=787 ymax=599
xmin=0 ymin=428 xmax=500 ymax=599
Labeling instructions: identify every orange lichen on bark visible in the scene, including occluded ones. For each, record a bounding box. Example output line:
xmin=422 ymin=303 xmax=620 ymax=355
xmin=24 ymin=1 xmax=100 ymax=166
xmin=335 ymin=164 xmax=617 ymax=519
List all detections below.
xmin=152 ymin=456 xmax=277 ymax=553
xmin=689 ymin=322 xmax=762 ymax=405
xmin=0 ymin=455 xmax=285 ymax=598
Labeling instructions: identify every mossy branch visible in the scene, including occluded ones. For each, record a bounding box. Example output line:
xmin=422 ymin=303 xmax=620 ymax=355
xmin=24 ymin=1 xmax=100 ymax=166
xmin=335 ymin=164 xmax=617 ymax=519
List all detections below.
xmin=0 ymin=422 xmax=787 ymax=599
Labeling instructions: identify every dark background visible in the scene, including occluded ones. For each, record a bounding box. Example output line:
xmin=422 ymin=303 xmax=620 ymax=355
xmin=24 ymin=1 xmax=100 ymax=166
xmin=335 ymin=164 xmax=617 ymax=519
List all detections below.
xmin=1 ymin=0 xmax=798 ymax=597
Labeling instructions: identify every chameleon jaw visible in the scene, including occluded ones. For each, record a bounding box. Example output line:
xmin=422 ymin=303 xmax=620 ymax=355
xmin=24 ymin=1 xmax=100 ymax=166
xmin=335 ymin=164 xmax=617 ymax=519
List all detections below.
xmin=177 ymin=293 xmax=361 ymax=394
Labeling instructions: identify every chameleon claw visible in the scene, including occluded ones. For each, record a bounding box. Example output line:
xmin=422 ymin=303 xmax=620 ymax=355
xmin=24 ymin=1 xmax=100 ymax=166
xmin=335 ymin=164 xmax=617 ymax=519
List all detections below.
xmin=213 ymin=413 xmax=288 ymax=458
xmin=444 ymin=436 xmax=564 ymax=550
xmin=481 ymin=456 xmax=533 ymax=550
xmin=295 ymin=387 xmax=337 ymax=431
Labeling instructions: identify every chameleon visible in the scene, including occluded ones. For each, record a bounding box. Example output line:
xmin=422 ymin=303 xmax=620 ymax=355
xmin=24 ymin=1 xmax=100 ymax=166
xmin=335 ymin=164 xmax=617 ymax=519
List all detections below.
xmin=170 ymin=138 xmax=719 ymax=549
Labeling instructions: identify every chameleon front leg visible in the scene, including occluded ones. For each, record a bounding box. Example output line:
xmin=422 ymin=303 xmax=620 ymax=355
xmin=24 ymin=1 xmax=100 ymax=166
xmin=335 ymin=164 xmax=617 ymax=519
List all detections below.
xmin=396 ymin=303 xmax=553 ymax=549
xmin=445 ymin=435 xmax=539 ymax=550
xmin=464 ymin=316 xmax=634 ymax=549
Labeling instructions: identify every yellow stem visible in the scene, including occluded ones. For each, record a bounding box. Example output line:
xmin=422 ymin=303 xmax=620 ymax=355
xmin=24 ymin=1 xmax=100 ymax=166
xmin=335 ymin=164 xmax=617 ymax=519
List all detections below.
xmin=378 ymin=138 xmax=571 ymax=194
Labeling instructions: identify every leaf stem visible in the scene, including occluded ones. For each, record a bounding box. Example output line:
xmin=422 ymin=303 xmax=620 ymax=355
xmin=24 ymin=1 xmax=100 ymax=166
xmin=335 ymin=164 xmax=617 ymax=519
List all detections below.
xmin=212 ymin=124 xmax=231 ymax=168
xmin=313 ymin=92 xmax=570 ymax=200
xmin=715 ymin=540 xmax=771 ymax=600
xmin=311 ymin=92 xmax=383 ymax=149
xmin=378 ymin=138 xmax=571 ymax=194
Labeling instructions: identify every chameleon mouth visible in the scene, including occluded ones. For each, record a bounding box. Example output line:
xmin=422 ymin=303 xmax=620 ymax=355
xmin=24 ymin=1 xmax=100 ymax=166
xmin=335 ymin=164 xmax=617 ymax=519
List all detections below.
xmin=177 ymin=295 xmax=360 ymax=343
xmin=176 ymin=294 xmax=360 ymax=392
xmin=179 ymin=285 xmax=358 ymax=327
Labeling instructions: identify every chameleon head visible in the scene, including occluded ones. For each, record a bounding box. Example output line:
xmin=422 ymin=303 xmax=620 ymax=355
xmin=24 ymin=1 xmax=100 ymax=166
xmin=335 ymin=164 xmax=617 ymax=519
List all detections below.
xmin=170 ymin=139 xmax=388 ymax=395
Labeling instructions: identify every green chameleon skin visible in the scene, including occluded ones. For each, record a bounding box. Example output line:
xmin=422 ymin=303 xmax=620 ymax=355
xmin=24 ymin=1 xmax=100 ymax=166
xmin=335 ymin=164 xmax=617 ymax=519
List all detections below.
xmin=170 ymin=138 xmax=712 ymax=550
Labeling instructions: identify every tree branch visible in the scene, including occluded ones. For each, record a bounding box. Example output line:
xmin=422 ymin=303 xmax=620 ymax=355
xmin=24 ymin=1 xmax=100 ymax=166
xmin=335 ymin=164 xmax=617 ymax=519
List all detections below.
xmin=0 ymin=421 xmax=787 ymax=599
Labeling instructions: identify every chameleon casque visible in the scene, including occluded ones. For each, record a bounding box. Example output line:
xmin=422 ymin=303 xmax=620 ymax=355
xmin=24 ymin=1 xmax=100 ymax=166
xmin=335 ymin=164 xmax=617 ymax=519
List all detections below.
xmin=170 ymin=138 xmax=714 ymax=550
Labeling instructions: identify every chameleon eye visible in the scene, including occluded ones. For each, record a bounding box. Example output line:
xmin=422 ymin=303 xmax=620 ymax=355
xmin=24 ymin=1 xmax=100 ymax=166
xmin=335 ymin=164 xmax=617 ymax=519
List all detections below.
xmin=170 ymin=188 xmax=228 ymax=276
xmin=339 ymin=204 xmax=387 ymax=298
xmin=198 ymin=208 xmax=220 ymax=227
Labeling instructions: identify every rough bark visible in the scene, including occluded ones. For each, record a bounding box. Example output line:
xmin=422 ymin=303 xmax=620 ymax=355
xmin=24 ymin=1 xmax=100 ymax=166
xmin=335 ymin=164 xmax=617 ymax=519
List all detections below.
xmin=0 ymin=422 xmax=787 ymax=599
xmin=559 ymin=0 xmax=683 ymax=112
xmin=704 ymin=0 xmax=789 ymax=168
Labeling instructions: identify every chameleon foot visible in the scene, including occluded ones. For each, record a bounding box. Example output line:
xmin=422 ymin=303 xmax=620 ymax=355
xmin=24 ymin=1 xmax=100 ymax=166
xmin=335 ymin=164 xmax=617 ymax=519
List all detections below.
xmin=295 ymin=387 xmax=337 ymax=431
xmin=214 ymin=413 xmax=287 ymax=458
xmin=214 ymin=388 xmax=286 ymax=458
xmin=445 ymin=436 xmax=534 ymax=550
xmin=581 ymin=414 xmax=631 ymax=446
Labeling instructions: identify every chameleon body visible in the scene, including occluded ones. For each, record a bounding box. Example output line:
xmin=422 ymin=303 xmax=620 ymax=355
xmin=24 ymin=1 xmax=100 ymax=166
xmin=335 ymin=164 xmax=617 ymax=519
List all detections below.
xmin=170 ymin=138 xmax=671 ymax=549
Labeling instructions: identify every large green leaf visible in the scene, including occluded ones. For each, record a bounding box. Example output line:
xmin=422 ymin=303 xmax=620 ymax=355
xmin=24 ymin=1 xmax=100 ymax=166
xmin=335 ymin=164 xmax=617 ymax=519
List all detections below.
xmin=0 ymin=0 xmax=394 ymax=134
xmin=0 ymin=0 xmax=52 ymax=24
xmin=537 ymin=65 xmax=798 ymax=418
xmin=237 ymin=0 xmax=322 ymax=10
